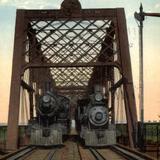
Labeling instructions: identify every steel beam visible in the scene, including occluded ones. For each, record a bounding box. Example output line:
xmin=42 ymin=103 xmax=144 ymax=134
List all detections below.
xmin=21 ymin=80 xmax=35 ymax=92
xmin=23 ymin=9 xmax=117 ymax=20
xmin=144 ymin=12 xmax=160 ymax=17
xmin=56 ymin=86 xmax=87 ymax=91
xmin=6 ymin=11 xmax=27 ymax=150
xmin=117 ymin=9 xmax=138 ymax=148
xmin=109 ymin=78 xmax=124 ymax=91
xmin=23 ymin=61 xmax=120 ymax=70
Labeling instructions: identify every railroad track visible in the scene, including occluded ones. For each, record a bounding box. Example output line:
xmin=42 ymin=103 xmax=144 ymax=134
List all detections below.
xmin=90 ymin=145 xmax=155 ymax=160
xmin=0 ymin=146 xmax=35 ymax=160
xmin=20 ymin=149 xmax=58 ymax=160
xmin=0 ymin=142 xmax=155 ymax=160
xmin=110 ymin=145 xmax=155 ymax=160
xmin=79 ymin=145 xmax=155 ymax=160
xmin=0 ymin=147 xmax=58 ymax=160
xmin=89 ymin=148 xmax=105 ymax=160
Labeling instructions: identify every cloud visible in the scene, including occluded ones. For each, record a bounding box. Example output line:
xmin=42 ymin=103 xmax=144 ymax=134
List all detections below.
xmin=0 ymin=0 xmax=9 ymax=4
xmin=0 ymin=0 xmax=61 ymax=9
xmin=155 ymin=3 xmax=160 ymax=9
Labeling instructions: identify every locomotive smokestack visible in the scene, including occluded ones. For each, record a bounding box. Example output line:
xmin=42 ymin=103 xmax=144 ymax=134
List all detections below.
xmin=94 ymin=84 xmax=103 ymax=93
xmin=45 ymin=82 xmax=51 ymax=92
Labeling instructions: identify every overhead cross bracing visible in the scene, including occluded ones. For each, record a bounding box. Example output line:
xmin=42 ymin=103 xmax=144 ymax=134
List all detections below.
xmin=24 ymin=18 xmax=117 ymax=98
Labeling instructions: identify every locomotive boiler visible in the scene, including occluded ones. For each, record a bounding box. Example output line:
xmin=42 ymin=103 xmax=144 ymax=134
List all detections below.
xmin=76 ymin=86 xmax=116 ymax=146
xmin=29 ymin=91 xmax=70 ymax=146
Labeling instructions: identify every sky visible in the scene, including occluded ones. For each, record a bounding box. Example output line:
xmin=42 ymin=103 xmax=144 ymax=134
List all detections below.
xmin=0 ymin=0 xmax=160 ymax=123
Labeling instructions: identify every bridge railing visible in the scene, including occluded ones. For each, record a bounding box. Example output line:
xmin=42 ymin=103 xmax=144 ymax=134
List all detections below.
xmin=0 ymin=123 xmax=159 ymax=149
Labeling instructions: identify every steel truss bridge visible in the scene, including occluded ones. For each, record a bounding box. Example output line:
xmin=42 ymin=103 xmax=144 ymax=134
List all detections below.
xmin=7 ymin=0 xmax=137 ymax=151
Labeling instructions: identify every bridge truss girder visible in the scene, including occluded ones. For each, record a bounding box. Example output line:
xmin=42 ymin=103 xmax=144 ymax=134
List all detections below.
xmin=6 ymin=8 xmax=137 ymax=150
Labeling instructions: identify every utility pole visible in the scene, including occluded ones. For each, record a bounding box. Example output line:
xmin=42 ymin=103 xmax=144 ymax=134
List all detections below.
xmin=134 ymin=3 xmax=145 ymax=149
xmin=135 ymin=4 xmax=160 ymax=149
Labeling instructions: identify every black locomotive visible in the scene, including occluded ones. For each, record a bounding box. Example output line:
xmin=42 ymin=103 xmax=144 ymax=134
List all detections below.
xmin=76 ymin=86 xmax=116 ymax=146
xmin=29 ymin=91 xmax=70 ymax=146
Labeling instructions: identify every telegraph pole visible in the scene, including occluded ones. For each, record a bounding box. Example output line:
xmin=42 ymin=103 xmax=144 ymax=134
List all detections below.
xmin=135 ymin=4 xmax=160 ymax=149
xmin=139 ymin=3 xmax=144 ymax=134
xmin=134 ymin=3 xmax=145 ymax=149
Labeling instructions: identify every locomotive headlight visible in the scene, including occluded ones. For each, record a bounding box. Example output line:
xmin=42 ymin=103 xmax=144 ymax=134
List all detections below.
xmin=38 ymin=92 xmax=59 ymax=117
xmin=42 ymin=95 xmax=51 ymax=103
xmin=95 ymin=93 xmax=103 ymax=101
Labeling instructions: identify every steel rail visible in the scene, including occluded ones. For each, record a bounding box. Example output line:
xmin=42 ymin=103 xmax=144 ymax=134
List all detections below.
xmin=47 ymin=149 xmax=58 ymax=160
xmin=110 ymin=145 xmax=155 ymax=160
xmin=6 ymin=148 xmax=57 ymax=160
xmin=20 ymin=148 xmax=58 ymax=160
xmin=17 ymin=148 xmax=38 ymax=160
xmin=89 ymin=148 xmax=106 ymax=160
xmin=0 ymin=146 xmax=36 ymax=160
xmin=77 ymin=144 xmax=83 ymax=160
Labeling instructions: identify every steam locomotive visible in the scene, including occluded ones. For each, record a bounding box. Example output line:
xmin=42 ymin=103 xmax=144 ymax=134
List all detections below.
xmin=76 ymin=86 xmax=116 ymax=146
xmin=29 ymin=91 xmax=70 ymax=146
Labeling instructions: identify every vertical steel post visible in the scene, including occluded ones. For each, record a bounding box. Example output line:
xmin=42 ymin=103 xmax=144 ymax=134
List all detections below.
xmin=139 ymin=3 xmax=144 ymax=131
xmin=139 ymin=4 xmax=144 ymax=149
xmin=117 ymin=8 xmax=138 ymax=148
xmin=6 ymin=10 xmax=27 ymax=150
xmin=134 ymin=3 xmax=145 ymax=149
xmin=29 ymin=92 xmax=34 ymax=120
